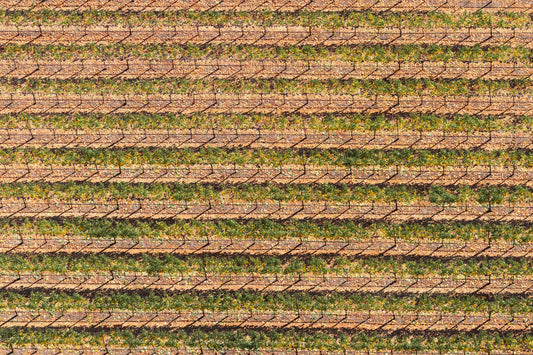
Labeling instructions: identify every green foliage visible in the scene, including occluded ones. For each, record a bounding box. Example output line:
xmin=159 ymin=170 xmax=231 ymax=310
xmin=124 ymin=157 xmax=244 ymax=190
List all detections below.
xmin=477 ymin=187 xmax=507 ymax=207
xmin=1 ymin=112 xmax=529 ymax=132
xmin=0 ymin=254 xmax=530 ymax=277
xmin=4 ymin=43 xmax=532 ymax=64
xmin=0 ymin=328 xmax=532 ymax=352
xmin=0 ymin=290 xmax=531 ymax=314
xmin=18 ymin=145 xmax=527 ymax=167
xmin=3 ymin=77 xmax=527 ymax=96
xmin=3 ymin=218 xmax=532 ymax=242
xmin=0 ymin=182 xmax=528 ymax=207
xmin=0 ymin=9 xmax=528 ymax=28
xmin=429 ymin=186 xmax=459 ymax=205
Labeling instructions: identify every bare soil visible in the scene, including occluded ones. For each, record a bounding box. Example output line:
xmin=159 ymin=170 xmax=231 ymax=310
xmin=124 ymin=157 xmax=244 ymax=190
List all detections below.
xmin=0 ymin=199 xmax=531 ymax=222
xmin=0 ymin=0 xmax=530 ymax=12
xmin=0 ymin=163 xmax=530 ymax=187
xmin=0 ymin=235 xmax=529 ymax=258
xmin=0 ymin=25 xmax=531 ymax=48
xmin=0 ymin=59 xmax=529 ymax=81
xmin=0 ymin=93 xmax=531 ymax=116
xmin=0 ymin=309 xmax=529 ymax=331
xmin=0 ymin=128 xmax=529 ymax=151
xmin=1 ymin=272 xmax=531 ymax=295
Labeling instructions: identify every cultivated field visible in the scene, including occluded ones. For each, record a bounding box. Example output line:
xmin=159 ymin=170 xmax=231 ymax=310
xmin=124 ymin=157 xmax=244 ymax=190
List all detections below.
xmin=0 ymin=1 xmax=532 ymax=355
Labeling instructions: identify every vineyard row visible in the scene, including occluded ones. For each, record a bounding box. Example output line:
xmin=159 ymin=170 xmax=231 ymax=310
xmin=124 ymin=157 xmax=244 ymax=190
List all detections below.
xmin=0 ymin=272 xmax=530 ymax=294
xmin=0 ymin=350 xmax=527 ymax=355
xmin=0 ymin=309 xmax=528 ymax=331
xmin=4 ymin=290 xmax=531 ymax=318
xmin=0 ymin=25 xmax=531 ymax=48
xmin=6 ymin=43 xmax=531 ymax=67
xmin=0 ymin=60 xmax=530 ymax=81
xmin=6 ymin=147 xmax=533 ymax=169
xmin=0 ymin=349 xmax=529 ymax=355
xmin=0 ymin=0 xmax=530 ymax=13
xmin=1 ymin=327 xmax=532 ymax=354
xmin=0 ymin=11 xmax=527 ymax=30
xmin=4 ymin=78 xmax=524 ymax=98
xmin=2 ymin=251 xmax=529 ymax=279
xmin=1 ymin=235 xmax=530 ymax=258
xmin=0 ymin=128 xmax=529 ymax=150
xmin=1 ymin=325 xmax=532 ymax=353
xmin=0 ymin=199 xmax=531 ymax=221
xmin=3 ymin=181 xmax=530 ymax=204
xmin=0 ymin=163 xmax=531 ymax=187
xmin=0 ymin=94 xmax=531 ymax=115
xmin=3 ymin=111 xmax=526 ymax=132
xmin=5 ymin=217 xmax=530 ymax=242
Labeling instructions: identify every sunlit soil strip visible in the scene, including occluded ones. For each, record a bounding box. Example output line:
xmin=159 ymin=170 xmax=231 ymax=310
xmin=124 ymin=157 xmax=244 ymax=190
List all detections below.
xmin=0 ymin=309 xmax=529 ymax=331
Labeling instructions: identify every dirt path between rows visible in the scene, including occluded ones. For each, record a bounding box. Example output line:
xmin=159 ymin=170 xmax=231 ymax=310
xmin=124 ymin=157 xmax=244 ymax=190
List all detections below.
xmin=0 ymin=199 xmax=531 ymax=222
xmin=2 ymin=235 xmax=530 ymax=258
xmin=2 ymin=309 xmax=530 ymax=331
xmin=1 ymin=163 xmax=531 ymax=186
xmin=0 ymin=25 xmax=530 ymax=48
xmin=0 ymin=93 xmax=530 ymax=116
xmin=1 ymin=59 xmax=529 ymax=81
xmin=1 ymin=272 xmax=531 ymax=294
xmin=1 ymin=128 xmax=530 ymax=150
xmin=0 ymin=0 xmax=530 ymax=13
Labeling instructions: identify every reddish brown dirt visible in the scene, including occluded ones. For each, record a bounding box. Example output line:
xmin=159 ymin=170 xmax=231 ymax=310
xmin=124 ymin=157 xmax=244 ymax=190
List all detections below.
xmin=0 ymin=309 xmax=529 ymax=331
xmin=0 ymin=93 xmax=531 ymax=116
xmin=0 ymin=272 xmax=530 ymax=294
xmin=0 ymin=26 xmax=530 ymax=48
xmin=0 ymin=0 xmax=530 ymax=12
xmin=0 ymin=128 xmax=529 ymax=150
xmin=0 ymin=199 xmax=531 ymax=222
xmin=1 ymin=235 xmax=530 ymax=258
xmin=0 ymin=60 xmax=529 ymax=81
xmin=0 ymin=164 xmax=530 ymax=187
xmin=6 ymin=0 xmax=533 ymax=12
